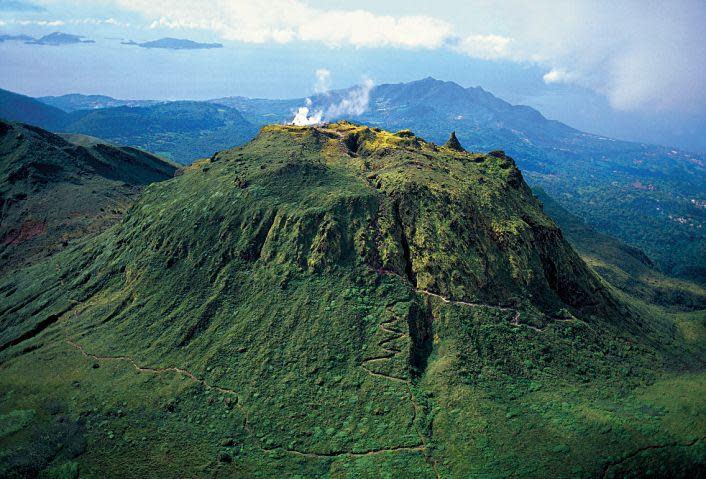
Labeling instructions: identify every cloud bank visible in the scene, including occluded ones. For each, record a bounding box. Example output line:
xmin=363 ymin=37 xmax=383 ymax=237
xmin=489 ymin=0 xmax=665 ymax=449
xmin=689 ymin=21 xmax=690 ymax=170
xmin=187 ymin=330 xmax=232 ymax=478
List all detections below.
xmin=493 ymin=0 xmax=706 ymax=112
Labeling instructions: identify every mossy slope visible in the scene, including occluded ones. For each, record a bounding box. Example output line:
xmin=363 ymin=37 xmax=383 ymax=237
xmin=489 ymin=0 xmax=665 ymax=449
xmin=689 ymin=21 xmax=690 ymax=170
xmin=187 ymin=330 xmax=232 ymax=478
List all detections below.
xmin=0 ymin=122 xmax=704 ymax=478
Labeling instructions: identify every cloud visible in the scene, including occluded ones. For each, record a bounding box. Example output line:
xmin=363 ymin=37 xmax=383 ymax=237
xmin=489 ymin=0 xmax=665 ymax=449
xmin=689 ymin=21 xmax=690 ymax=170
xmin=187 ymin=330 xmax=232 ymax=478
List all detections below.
xmin=71 ymin=18 xmax=129 ymax=27
xmin=473 ymin=0 xmax=706 ymax=112
xmin=542 ymin=68 xmax=576 ymax=84
xmin=10 ymin=19 xmax=65 ymax=26
xmin=3 ymin=17 xmax=130 ymax=27
xmin=314 ymin=68 xmax=331 ymax=93
xmin=452 ymin=34 xmax=512 ymax=60
xmin=296 ymin=11 xmax=452 ymax=48
xmin=116 ymin=0 xmax=453 ymax=49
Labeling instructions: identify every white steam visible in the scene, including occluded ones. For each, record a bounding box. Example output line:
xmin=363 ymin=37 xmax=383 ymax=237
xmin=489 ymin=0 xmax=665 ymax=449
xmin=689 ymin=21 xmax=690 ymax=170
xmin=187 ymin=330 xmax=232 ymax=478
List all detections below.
xmin=326 ymin=78 xmax=374 ymax=118
xmin=291 ymin=71 xmax=374 ymax=126
xmin=291 ymin=98 xmax=323 ymax=126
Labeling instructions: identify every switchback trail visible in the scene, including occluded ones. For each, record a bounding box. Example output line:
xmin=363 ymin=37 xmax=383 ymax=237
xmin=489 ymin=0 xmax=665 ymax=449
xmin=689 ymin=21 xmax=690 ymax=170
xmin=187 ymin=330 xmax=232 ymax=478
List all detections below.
xmin=359 ymin=305 xmax=441 ymax=479
xmin=65 ymin=339 xmax=432 ymax=462
xmin=360 ymin=311 xmax=408 ymax=383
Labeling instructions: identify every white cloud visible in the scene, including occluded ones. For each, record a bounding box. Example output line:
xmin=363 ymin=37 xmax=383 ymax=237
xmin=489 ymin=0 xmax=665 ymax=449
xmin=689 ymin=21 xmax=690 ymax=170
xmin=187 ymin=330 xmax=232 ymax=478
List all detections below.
xmin=468 ymin=0 xmax=706 ymax=112
xmin=453 ymin=34 xmax=512 ymax=60
xmin=71 ymin=17 xmax=129 ymax=26
xmin=116 ymin=0 xmax=453 ymax=49
xmin=542 ymin=68 xmax=576 ymax=84
xmin=12 ymin=19 xmax=65 ymax=26
xmin=297 ymin=11 xmax=452 ymax=48
xmin=314 ymin=68 xmax=331 ymax=93
xmin=4 ymin=17 xmax=128 ymax=27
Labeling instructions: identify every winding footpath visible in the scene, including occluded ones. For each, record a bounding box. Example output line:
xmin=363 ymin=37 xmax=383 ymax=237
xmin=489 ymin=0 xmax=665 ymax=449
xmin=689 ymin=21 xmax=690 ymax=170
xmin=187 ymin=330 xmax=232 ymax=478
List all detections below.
xmin=360 ymin=313 xmax=408 ymax=383
xmin=65 ymin=338 xmax=431 ymax=462
xmin=359 ymin=306 xmax=441 ymax=479
xmin=63 ymin=272 xmax=581 ymax=478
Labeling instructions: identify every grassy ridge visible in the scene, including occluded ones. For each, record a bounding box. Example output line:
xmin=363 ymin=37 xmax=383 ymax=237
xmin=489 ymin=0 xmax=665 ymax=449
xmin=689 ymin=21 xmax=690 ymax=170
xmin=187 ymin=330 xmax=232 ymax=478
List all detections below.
xmin=0 ymin=120 xmax=177 ymax=275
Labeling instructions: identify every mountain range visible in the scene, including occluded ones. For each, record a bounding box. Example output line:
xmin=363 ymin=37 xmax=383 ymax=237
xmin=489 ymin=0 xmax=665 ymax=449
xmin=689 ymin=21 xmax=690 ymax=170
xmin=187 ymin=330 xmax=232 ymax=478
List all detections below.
xmin=1 ymin=121 xmax=703 ymax=478
xmin=1 ymin=77 xmax=702 ymax=284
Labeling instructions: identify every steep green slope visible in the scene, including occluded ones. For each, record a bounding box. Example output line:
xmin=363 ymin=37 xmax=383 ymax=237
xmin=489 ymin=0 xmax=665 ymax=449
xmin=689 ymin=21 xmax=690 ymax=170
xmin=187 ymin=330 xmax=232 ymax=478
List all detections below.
xmin=0 ymin=120 xmax=177 ymax=275
xmin=0 ymin=88 xmax=68 ymax=131
xmin=535 ymin=188 xmax=706 ymax=310
xmin=0 ymin=123 xmax=704 ymax=478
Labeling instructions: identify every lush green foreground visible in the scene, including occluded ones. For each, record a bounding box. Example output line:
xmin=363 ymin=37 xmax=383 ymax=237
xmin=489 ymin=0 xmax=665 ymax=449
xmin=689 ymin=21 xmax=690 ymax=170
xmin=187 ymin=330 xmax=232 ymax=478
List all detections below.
xmin=1 ymin=123 xmax=704 ymax=478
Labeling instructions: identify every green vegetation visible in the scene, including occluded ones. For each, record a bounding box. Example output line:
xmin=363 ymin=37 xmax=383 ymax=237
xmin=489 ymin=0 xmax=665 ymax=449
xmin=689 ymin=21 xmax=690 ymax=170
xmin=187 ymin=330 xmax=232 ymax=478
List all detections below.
xmin=535 ymin=188 xmax=706 ymax=310
xmin=60 ymin=102 xmax=259 ymax=164
xmin=0 ymin=122 xmax=704 ymax=478
xmin=0 ymin=120 xmax=177 ymax=274
xmin=220 ymin=78 xmax=706 ymax=285
xmin=0 ymin=89 xmax=259 ymax=164
xmin=6 ymin=79 xmax=706 ymax=282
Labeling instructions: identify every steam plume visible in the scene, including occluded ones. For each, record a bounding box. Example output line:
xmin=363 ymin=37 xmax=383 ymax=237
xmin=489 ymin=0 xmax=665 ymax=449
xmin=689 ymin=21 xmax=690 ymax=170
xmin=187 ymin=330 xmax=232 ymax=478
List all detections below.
xmin=291 ymin=71 xmax=374 ymax=126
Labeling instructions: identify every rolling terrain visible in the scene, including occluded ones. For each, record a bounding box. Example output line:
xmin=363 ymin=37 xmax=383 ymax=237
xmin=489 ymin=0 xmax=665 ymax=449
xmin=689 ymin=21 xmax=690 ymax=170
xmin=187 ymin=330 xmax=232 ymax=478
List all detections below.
xmin=0 ymin=123 xmax=704 ymax=478
xmin=0 ymin=120 xmax=177 ymax=275
xmin=59 ymin=102 xmax=258 ymax=163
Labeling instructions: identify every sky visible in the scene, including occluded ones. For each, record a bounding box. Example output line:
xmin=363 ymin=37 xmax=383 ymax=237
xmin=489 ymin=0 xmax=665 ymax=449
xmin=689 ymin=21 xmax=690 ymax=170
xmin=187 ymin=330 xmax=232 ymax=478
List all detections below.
xmin=1 ymin=0 xmax=705 ymax=152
